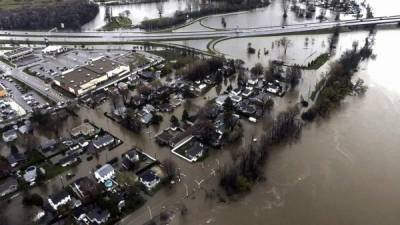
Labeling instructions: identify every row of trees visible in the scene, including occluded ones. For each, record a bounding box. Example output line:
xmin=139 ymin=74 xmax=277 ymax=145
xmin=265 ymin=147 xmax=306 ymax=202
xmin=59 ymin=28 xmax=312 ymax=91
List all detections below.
xmin=251 ymin=62 xmax=302 ymax=89
xmin=183 ymin=58 xmax=225 ymax=81
xmin=302 ymin=36 xmax=374 ymax=121
xmin=0 ymin=0 xmax=99 ymax=30
xmin=220 ymin=108 xmax=302 ymax=195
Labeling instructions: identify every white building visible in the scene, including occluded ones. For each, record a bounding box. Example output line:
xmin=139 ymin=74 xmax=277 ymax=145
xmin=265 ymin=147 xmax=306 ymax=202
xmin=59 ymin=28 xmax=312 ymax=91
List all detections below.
xmin=94 ymin=164 xmax=115 ymax=183
xmin=42 ymin=45 xmax=68 ymax=55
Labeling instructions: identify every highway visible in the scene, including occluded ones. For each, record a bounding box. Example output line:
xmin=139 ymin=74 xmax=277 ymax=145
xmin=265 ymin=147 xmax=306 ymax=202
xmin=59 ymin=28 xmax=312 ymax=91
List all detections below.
xmin=1 ymin=16 xmax=400 ymax=43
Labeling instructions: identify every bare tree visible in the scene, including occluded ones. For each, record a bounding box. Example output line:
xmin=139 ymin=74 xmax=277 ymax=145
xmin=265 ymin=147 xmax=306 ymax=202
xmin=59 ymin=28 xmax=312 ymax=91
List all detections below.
xmin=156 ymin=2 xmax=164 ymax=18
xmin=278 ymin=37 xmax=292 ymax=58
xmin=282 ymin=0 xmax=290 ymax=18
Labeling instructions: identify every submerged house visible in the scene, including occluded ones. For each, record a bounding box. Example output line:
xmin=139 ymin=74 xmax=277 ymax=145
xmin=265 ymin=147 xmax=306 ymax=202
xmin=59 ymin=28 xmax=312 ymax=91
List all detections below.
xmin=139 ymin=170 xmax=160 ymax=190
xmin=0 ymin=176 xmax=18 ymax=197
xmin=48 ymin=190 xmax=71 ymax=211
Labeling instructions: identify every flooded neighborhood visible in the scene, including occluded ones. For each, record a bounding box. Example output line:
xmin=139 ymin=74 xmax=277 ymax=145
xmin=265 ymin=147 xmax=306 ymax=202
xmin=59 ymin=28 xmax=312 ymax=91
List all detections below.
xmin=0 ymin=0 xmax=400 ymax=225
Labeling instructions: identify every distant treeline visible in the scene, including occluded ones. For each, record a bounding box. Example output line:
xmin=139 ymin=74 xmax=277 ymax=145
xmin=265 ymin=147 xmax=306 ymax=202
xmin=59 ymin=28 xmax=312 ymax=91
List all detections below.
xmin=140 ymin=0 xmax=270 ymax=30
xmin=0 ymin=0 xmax=99 ymax=30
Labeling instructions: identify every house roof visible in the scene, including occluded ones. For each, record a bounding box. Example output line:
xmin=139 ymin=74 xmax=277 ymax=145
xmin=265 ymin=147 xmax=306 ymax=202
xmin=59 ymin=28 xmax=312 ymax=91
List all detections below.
xmin=71 ymin=123 xmax=96 ymax=137
xmin=7 ymin=151 xmax=26 ymax=165
xmin=49 ymin=190 xmax=70 ymax=203
xmin=2 ymin=129 xmax=17 ymax=138
xmin=87 ymin=206 xmax=110 ymax=223
xmin=58 ymin=152 xmax=79 ymax=165
xmin=95 ymin=164 xmax=114 ymax=178
xmin=186 ymin=141 xmax=205 ymax=159
xmin=0 ymin=176 xmax=18 ymax=193
xmin=40 ymin=139 xmax=58 ymax=151
xmin=92 ymin=134 xmax=114 ymax=147
xmin=139 ymin=170 xmax=159 ymax=183
xmin=73 ymin=177 xmax=97 ymax=198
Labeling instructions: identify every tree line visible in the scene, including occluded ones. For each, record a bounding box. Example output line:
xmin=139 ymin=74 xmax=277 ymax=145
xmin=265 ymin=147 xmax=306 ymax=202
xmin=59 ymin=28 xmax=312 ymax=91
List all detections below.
xmin=0 ymin=0 xmax=99 ymax=30
xmin=302 ymin=35 xmax=374 ymax=121
xmin=220 ymin=107 xmax=302 ymax=196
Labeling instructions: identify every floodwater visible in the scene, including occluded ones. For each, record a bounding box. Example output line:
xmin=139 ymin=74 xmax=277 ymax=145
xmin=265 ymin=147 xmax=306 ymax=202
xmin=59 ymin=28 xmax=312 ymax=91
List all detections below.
xmin=82 ymin=0 xmax=196 ymax=30
xmin=178 ymin=28 xmax=400 ymax=225
xmin=3 ymin=1 xmax=400 ymax=225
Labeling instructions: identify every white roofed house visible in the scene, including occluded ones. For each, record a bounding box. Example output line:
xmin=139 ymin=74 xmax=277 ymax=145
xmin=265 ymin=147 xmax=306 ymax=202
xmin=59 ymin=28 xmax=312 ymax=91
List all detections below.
xmin=94 ymin=164 xmax=115 ymax=183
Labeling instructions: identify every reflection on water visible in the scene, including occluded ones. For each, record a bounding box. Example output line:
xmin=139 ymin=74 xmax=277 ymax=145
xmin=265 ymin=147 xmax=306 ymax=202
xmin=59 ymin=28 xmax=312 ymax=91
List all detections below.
xmin=181 ymin=29 xmax=400 ymax=225
xmin=82 ymin=0 xmax=195 ymax=30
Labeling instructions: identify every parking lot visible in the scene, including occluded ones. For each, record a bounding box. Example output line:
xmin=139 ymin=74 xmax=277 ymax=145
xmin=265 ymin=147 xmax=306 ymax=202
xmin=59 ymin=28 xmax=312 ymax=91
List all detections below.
xmin=0 ymin=77 xmax=48 ymax=113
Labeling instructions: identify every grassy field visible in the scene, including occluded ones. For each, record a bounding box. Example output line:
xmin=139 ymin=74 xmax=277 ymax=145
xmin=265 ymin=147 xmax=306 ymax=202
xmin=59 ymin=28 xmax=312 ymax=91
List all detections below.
xmin=0 ymin=0 xmax=71 ymax=10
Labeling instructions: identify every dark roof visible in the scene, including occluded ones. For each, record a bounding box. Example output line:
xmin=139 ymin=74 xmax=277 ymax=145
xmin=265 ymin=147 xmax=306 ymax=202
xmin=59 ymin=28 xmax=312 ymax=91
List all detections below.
xmin=155 ymin=129 xmax=175 ymax=144
xmin=139 ymin=170 xmax=159 ymax=183
xmin=139 ymin=71 xmax=157 ymax=80
xmin=186 ymin=141 xmax=205 ymax=159
xmin=92 ymin=134 xmax=114 ymax=147
xmin=54 ymin=57 xmax=125 ymax=93
xmin=87 ymin=206 xmax=110 ymax=223
xmin=7 ymin=151 xmax=26 ymax=165
xmin=49 ymin=190 xmax=70 ymax=203
xmin=58 ymin=152 xmax=79 ymax=165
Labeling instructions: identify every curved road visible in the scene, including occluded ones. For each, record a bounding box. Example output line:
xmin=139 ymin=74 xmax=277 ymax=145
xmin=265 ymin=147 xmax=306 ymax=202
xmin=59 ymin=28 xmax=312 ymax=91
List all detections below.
xmin=1 ymin=16 xmax=400 ymax=43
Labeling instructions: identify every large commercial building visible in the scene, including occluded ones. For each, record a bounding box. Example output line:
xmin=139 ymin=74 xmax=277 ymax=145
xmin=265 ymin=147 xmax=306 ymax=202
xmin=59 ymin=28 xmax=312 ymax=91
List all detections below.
xmin=53 ymin=57 xmax=129 ymax=96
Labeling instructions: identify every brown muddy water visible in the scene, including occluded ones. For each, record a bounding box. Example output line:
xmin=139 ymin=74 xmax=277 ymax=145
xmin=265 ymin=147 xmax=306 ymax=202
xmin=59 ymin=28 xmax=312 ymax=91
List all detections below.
xmin=167 ymin=30 xmax=400 ymax=225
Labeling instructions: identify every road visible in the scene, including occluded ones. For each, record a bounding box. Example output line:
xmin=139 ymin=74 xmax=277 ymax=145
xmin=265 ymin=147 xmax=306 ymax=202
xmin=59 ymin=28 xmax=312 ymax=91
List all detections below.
xmin=1 ymin=16 xmax=400 ymax=44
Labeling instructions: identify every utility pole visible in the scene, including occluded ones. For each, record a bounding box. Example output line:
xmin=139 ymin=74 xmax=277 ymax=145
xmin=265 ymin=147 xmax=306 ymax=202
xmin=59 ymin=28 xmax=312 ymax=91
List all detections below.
xmin=147 ymin=206 xmax=152 ymax=220
xmin=184 ymin=183 xmax=189 ymax=198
